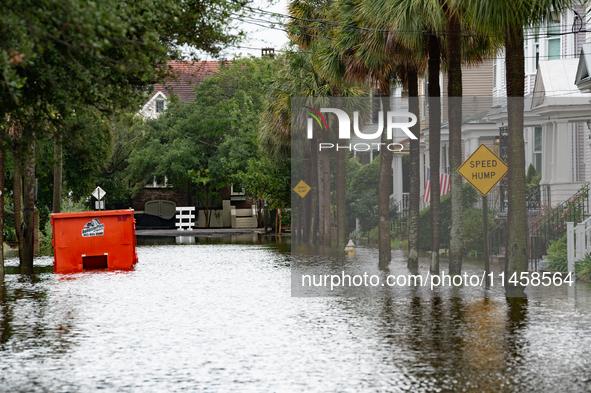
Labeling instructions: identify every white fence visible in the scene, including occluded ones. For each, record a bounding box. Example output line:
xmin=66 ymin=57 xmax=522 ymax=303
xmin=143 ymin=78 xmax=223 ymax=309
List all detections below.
xmin=567 ymin=216 xmax=591 ymax=272
xmin=176 ymin=207 xmax=195 ymax=230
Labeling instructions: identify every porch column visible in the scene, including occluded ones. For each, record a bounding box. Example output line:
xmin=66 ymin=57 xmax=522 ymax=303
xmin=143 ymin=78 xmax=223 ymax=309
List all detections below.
xmin=553 ymin=120 xmax=571 ymax=184
xmin=540 ymin=122 xmax=553 ymax=185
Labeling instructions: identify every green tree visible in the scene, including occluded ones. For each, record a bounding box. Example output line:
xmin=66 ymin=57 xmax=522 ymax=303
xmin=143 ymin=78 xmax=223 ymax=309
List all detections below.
xmin=355 ymin=0 xmax=431 ymax=271
xmin=237 ymin=156 xmax=291 ymax=232
xmin=346 ymin=156 xmax=380 ymax=234
xmin=335 ymin=0 xmax=406 ymax=268
xmin=129 ymin=57 xmax=279 ymax=228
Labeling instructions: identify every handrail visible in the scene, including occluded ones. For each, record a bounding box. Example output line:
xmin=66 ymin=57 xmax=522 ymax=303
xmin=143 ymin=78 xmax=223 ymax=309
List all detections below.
xmin=527 ymin=184 xmax=590 ymax=270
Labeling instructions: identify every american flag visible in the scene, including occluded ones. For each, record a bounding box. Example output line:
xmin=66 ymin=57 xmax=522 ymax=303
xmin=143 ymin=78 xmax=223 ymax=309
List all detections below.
xmin=423 ymin=169 xmax=450 ymax=203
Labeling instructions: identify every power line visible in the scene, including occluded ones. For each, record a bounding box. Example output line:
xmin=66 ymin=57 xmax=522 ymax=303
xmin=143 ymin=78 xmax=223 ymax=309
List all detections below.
xmin=239 ymin=3 xmax=589 ymax=40
xmin=222 ymin=42 xmax=590 ymax=62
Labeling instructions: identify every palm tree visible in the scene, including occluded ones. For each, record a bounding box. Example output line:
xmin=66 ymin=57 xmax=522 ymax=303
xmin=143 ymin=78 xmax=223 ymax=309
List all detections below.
xmin=288 ymin=0 xmax=370 ymax=248
xmin=259 ymin=49 xmax=329 ymax=244
xmin=362 ymin=0 xmax=445 ymax=273
xmin=366 ymin=0 xmax=500 ymax=274
xmin=288 ymin=0 xmax=337 ymax=247
xmin=446 ymin=4 xmax=464 ymax=276
xmin=259 ymin=45 xmax=366 ymax=244
xmin=444 ymin=1 xmax=502 ymax=276
xmin=334 ymin=0 xmax=408 ymax=268
xmin=461 ymin=0 xmax=579 ymax=296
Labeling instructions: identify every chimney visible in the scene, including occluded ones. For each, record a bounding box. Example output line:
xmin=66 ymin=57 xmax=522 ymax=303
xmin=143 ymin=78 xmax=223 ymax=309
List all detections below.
xmin=261 ymin=47 xmax=275 ymax=60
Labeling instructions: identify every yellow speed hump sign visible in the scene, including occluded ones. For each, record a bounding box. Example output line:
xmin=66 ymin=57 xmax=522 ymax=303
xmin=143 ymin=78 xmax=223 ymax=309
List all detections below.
xmin=457 ymin=144 xmax=508 ymax=196
xmin=293 ymin=180 xmax=311 ymax=198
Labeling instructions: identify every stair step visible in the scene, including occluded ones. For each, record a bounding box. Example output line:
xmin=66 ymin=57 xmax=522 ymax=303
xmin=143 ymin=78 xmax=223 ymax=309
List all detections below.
xmin=235 ymin=217 xmax=254 ymax=228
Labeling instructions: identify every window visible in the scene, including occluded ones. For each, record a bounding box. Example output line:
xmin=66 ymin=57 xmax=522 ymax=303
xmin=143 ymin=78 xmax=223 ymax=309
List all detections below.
xmin=493 ymin=61 xmax=497 ymax=89
xmin=547 ymin=15 xmax=561 ymax=60
xmin=231 ymin=184 xmax=245 ymax=195
xmin=534 ymin=26 xmax=540 ymax=70
xmin=533 ymin=127 xmax=543 ymax=174
xmin=156 ymin=99 xmax=165 ymax=113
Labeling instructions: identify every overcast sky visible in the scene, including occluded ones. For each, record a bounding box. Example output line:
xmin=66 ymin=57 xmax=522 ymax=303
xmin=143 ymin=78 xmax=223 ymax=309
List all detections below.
xmin=217 ymin=0 xmax=291 ymax=60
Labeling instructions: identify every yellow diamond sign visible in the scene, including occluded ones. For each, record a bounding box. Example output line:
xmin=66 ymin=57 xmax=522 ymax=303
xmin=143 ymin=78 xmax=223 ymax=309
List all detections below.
xmin=293 ymin=180 xmax=311 ymax=198
xmin=457 ymin=144 xmax=508 ymax=196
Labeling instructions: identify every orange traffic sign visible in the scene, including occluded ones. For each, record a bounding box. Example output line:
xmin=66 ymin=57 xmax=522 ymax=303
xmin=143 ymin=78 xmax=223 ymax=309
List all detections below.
xmin=457 ymin=144 xmax=508 ymax=196
xmin=294 ymin=180 xmax=311 ymax=198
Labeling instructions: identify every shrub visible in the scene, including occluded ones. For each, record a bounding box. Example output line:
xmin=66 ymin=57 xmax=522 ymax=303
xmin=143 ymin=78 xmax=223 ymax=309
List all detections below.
xmin=38 ymin=197 xmax=90 ymax=256
xmin=575 ymin=253 xmax=591 ymax=281
xmin=418 ymin=183 xmax=479 ymax=250
xmin=62 ymin=198 xmax=91 ymax=213
xmin=39 ymin=220 xmax=53 ymax=256
xmin=462 ymin=207 xmax=496 ymax=257
xmin=281 ymin=209 xmax=291 ymax=226
xmin=545 ymin=235 xmax=567 ymax=272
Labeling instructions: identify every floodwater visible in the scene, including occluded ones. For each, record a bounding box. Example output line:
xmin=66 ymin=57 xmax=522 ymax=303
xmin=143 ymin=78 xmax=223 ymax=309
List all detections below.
xmin=1 ymin=236 xmax=591 ymax=392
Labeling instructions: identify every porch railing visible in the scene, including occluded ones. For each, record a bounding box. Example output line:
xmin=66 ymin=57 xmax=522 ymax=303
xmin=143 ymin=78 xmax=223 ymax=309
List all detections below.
xmin=528 ymin=184 xmax=589 ymax=270
xmin=488 ymin=184 xmax=589 ymax=271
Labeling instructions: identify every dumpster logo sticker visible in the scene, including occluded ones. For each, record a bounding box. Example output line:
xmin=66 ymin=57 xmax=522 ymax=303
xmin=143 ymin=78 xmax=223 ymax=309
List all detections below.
xmin=82 ymin=218 xmax=105 ymax=237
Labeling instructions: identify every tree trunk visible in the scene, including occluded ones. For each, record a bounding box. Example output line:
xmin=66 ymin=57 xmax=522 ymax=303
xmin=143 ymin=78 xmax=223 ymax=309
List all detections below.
xmin=53 ymin=135 xmax=62 ymax=213
xmin=293 ymin=205 xmax=299 ymax=243
xmin=0 ymin=129 xmax=5 ymax=282
xmin=310 ymin=140 xmax=319 ymax=244
xmin=336 ymin=145 xmax=346 ymax=248
xmin=428 ymin=34 xmax=442 ymax=274
xmin=322 ymin=129 xmax=331 ymax=247
xmin=317 ymin=131 xmax=326 ymax=245
xmin=407 ymin=68 xmax=421 ymax=271
xmin=505 ymin=26 xmax=527 ymax=297
xmin=447 ymin=10 xmax=464 ymax=276
xmin=13 ymin=143 xmax=24 ymax=264
xmin=304 ymin=156 xmax=312 ymax=243
xmin=378 ymin=92 xmax=393 ymax=269
xmin=22 ymin=140 xmax=35 ymax=274
xmin=278 ymin=207 xmax=282 ymax=236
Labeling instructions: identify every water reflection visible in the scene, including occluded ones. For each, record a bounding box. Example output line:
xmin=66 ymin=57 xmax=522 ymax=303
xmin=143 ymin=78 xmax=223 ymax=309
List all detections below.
xmin=137 ymin=233 xmax=291 ymax=246
xmin=0 ymin=244 xmax=590 ymax=391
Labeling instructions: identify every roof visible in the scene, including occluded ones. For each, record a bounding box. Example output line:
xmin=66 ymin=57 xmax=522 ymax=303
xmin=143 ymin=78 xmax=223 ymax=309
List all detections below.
xmin=575 ymin=42 xmax=591 ymax=92
xmin=532 ymin=58 xmax=590 ymax=108
xmin=153 ymin=61 xmax=227 ymax=103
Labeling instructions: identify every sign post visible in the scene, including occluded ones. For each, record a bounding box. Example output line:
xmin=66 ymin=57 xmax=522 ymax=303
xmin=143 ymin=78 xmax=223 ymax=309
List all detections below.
xmin=457 ymin=144 xmax=508 ymax=287
xmin=92 ymin=186 xmax=106 ymax=211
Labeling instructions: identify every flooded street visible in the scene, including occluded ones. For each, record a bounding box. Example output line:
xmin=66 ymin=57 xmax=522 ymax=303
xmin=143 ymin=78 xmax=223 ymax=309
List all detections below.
xmin=2 ymin=238 xmax=591 ymax=392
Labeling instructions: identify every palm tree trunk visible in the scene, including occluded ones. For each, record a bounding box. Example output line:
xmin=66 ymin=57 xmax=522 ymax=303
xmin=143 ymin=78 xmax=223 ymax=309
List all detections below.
xmin=428 ymin=34 xmax=442 ymax=275
xmin=53 ymin=135 xmax=62 ymax=213
xmin=13 ymin=143 xmax=24 ymax=265
xmin=505 ymin=25 xmax=527 ymax=297
xmin=317 ymin=132 xmax=326 ymax=245
xmin=336 ymin=147 xmax=346 ymax=248
xmin=0 ymin=129 xmax=5 ymax=282
xmin=322 ymin=130 xmax=331 ymax=247
xmin=310 ymin=138 xmax=319 ymax=244
xmin=378 ymin=92 xmax=393 ymax=268
xmin=304 ymin=156 xmax=313 ymax=243
xmin=22 ymin=140 xmax=35 ymax=273
xmin=447 ymin=10 xmax=464 ymax=276
xmin=408 ymin=68 xmax=421 ymax=271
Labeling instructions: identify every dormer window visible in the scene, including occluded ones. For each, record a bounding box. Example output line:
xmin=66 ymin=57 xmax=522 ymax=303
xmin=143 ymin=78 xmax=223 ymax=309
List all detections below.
xmin=156 ymin=99 xmax=165 ymax=113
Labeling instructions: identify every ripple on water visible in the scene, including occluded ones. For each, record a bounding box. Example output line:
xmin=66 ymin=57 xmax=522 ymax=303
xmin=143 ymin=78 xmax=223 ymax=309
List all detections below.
xmin=0 ymin=243 xmax=590 ymax=392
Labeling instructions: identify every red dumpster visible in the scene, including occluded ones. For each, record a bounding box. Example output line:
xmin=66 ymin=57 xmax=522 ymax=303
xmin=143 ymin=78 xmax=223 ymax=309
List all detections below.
xmin=51 ymin=209 xmax=138 ymax=273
